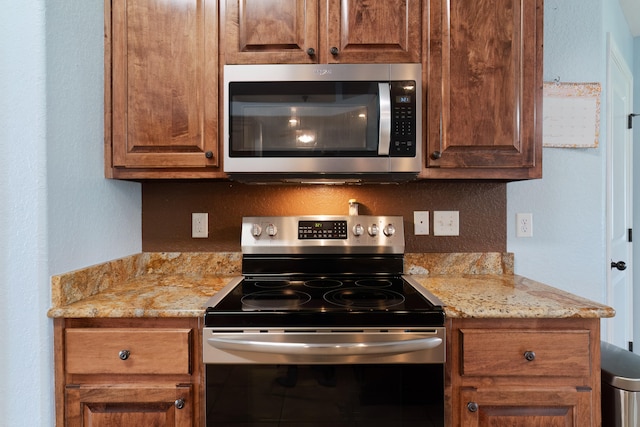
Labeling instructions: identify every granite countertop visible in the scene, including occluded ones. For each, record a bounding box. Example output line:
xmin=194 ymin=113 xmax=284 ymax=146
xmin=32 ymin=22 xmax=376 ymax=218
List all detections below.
xmin=47 ymin=252 xmax=615 ymax=319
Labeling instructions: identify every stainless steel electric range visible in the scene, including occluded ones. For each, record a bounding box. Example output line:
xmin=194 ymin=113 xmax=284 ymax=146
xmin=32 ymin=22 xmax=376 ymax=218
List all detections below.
xmin=203 ymin=216 xmax=445 ymax=426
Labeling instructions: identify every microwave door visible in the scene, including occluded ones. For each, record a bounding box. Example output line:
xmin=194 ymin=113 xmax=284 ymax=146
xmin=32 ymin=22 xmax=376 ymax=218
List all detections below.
xmin=378 ymin=83 xmax=391 ymax=156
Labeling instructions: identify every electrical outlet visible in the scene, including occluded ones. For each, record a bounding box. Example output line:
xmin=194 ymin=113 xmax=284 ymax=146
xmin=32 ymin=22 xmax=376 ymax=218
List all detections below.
xmin=516 ymin=213 xmax=533 ymax=237
xmin=414 ymin=211 xmax=429 ymax=235
xmin=433 ymin=211 xmax=459 ymax=236
xmin=192 ymin=213 xmax=208 ymax=238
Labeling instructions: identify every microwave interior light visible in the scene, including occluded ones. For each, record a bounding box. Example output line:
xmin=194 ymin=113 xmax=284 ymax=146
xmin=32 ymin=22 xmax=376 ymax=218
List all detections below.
xmin=295 ymin=130 xmax=316 ymax=146
xmin=288 ymin=118 xmax=299 ymax=126
xmin=358 ymin=113 xmax=366 ymax=118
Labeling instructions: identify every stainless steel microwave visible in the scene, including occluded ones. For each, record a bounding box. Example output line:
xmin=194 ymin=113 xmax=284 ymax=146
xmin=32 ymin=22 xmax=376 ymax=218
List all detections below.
xmin=222 ymin=63 xmax=422 ymax=183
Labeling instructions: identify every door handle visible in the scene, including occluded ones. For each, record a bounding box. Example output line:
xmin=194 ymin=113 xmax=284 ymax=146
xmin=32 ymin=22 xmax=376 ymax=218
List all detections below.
xmin=611 ymin=261 xmax=627 ymax=271
xmin=377 ymin=83 xmax=391 ymax=156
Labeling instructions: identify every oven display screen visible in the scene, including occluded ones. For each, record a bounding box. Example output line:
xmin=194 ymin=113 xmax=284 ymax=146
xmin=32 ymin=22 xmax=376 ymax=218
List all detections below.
xmin=298 ymin=221 xmax=347 ymax=239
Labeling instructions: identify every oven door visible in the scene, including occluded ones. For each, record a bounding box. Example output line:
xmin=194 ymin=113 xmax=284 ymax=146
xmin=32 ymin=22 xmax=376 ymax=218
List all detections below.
xmin=204 ymin=328 xmax=445 ymax=426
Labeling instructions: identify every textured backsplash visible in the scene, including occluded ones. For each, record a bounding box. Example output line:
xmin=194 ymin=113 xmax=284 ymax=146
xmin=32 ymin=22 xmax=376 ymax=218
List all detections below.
xmin=142 ymin=180 xmax=506 ymax=253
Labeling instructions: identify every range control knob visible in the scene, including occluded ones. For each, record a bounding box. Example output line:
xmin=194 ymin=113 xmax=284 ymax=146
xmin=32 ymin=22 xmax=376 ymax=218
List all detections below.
xmin=383 ymin=224 xmax=396 ymax=236
xmin=266 ymin=223 xmax=278 ymax=237
xmin=352 ymin=224 xmax=364 ymax=237
xmin=251 ymin=224 xmax=262 ymax=237
xmin=368 ymin=223 xmax=379 ymax=237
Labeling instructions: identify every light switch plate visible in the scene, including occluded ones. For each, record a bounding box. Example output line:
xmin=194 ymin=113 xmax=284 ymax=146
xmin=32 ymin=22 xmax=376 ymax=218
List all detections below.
xmin=433 ymin=211 xmax=459 ymax=236
xmin=414 ymin=211 xmax=429 ymax=235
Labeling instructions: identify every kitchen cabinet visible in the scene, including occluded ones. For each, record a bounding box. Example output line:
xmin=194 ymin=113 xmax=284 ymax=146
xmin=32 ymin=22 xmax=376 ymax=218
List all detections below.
xmin=422 ymin=0 xmax=543 ymax=179
xmin=447 ymin=318 xmax=600 ymax=426
xmin=105 ymin=0 xmax=223 ymax=179
xmin=54 ymin=318 xmax=203 ymax=427
xmin=221 ymin=0 xmax=421 ymax=64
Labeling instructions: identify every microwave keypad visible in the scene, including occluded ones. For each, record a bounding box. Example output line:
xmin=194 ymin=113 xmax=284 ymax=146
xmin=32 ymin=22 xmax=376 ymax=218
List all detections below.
xmin=390 ymin=81 xmax=416 ymax=157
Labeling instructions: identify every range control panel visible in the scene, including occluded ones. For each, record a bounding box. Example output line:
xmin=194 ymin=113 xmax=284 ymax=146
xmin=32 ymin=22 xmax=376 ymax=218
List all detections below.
xmin=298 ymin=221 xmax=348 ymax=240
xmin=241 ymin=216 xmax=405 ymax=255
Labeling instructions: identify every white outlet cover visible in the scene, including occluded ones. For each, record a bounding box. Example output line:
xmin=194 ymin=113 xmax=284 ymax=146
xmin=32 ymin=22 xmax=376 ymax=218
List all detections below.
xmin=414 ymin=211 xmax=429 ymax=235
xmin=192 ymin=213 xmax=208 ymax=238
xmin=433 ymin=211 xmax=459 ymax=236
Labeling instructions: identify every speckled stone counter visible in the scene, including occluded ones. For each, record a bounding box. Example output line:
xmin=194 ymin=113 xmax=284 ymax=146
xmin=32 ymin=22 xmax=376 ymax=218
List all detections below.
xmin=410 ymin=275 xmax=614 ymax=319
xmin=47 ymin=252 xmax=241 ymax=318
xmin=47 ymin=251 xmax=614 ymax=319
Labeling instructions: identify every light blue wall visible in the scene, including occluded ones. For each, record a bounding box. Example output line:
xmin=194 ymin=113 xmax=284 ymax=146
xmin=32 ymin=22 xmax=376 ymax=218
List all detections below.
xmin=507 ymin=0 xmax=636 ymax=335
xmin=0 ymin=1 xmax=141 ymax=426
xmin=507 ymin=0 xmax=607 ymax=303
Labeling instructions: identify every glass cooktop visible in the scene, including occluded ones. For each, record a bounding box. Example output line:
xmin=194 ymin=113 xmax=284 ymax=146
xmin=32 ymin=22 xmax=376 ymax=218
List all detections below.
xmin=205 ymin=276 xmax=445 ymax=328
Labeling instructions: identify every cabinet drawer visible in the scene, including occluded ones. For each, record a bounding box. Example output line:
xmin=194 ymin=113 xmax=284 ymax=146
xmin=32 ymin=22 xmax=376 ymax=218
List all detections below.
xmin=460 ymin=329 xmax=590 ymax=377
xmin=65 ymin=328 xmax=191 ymax=375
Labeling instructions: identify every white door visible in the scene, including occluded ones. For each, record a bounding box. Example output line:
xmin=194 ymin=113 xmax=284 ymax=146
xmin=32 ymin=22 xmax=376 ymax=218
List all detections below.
xmin=606 ymin=35 xmax=634 ymax=350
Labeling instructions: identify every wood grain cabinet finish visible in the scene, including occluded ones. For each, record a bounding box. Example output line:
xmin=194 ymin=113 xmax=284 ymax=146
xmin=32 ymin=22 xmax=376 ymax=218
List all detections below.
xmin=448 ymin=318 xmax=600 ymax=427
xmin=221 ymin=0 xmax=421 ymax=64
xmin=54 ymin=318 xmax=203 ymax=427
xmin=105 ymin=0 xmax=222 ymax=179
xmin=422 ymin=0 xmax=543 ymax=179
xmin=65 ymin=384 xmax=192 ymax=427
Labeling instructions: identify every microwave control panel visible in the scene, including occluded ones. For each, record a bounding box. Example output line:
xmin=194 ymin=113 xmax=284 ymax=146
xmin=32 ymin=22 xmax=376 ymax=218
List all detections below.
xmin=390 ymin=80 xmax=417 ymax=157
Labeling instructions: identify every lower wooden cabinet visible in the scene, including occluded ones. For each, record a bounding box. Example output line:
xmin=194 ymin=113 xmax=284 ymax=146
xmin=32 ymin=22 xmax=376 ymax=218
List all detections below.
xmin=54 ymin=318 xmax=203 ymax=427
xmin=65 ymin=384 xmax=192 ymax=427
xmin=447 ymin=318 xmax=601 ymax=427
xmin=459 ymin=388 xmax=592 ymax=426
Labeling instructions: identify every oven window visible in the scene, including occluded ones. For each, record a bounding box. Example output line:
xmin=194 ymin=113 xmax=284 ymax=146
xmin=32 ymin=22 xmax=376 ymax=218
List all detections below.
xmin=228 ymin=82 xmax=381 ymax=157
xmin=206 ymin=364 xmax=444 ymax=426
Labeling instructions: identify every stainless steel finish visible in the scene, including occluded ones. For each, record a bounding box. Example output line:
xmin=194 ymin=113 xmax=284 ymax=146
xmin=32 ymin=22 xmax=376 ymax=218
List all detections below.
xmin=601 ymin=341 xmax=640 ymax=426
xmin=241 ymin=215 xmax=405 ymax=255
xmin=174 ymin=399 xmax=185 ymax=410
xmin=222 ymin=63 xmax=422 ymax=178
xmin=402 ymin=275 xmax=446 ymax=307
xmin=378 ymin=82 xmax=391 ymax=156
xmin=118 ymin=350 xmax=130 ymax=360
xmin=203 ymin=327 xmax=445 ymax=364
xmin=203 ymin=276 xmax=243 ymax=309
xmin=603 ymin=383 xmax=640 ymax=426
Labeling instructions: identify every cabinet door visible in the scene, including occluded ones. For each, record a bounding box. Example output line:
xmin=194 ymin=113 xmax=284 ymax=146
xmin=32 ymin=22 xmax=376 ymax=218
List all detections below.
xmin=459 ymin=388 xmax=592 ymax=427
xmin=109 ymin=0 xmax=218 ymax=172
xmin=424 ymin=0 xmax=542 ymax=179
xmin=223 ymin=0 xmax=319 ymax=64
xmin=324 ymin=0 xmax=421 ymax=63
xmin=65 ymin=384 xmax=192 ymax=427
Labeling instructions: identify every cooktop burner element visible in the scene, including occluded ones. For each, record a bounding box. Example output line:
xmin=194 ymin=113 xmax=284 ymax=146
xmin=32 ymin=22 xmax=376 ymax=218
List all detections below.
xmin=304 ymin=279 xmax=343 ymax=289
xmin=323 ymin=287 xmax=405 ymax=309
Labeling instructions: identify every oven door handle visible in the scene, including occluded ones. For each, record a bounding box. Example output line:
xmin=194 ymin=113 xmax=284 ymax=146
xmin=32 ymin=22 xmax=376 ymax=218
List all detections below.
xmin=207 ymin=335 xmax=442 ymax=357
xmin=378 ymin=82 xmax=391 ymax=156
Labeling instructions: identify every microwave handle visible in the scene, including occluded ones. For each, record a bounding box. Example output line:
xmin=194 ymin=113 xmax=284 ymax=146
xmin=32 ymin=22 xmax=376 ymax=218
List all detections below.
xmin=378 ymin=83 xmax=391 ymax=156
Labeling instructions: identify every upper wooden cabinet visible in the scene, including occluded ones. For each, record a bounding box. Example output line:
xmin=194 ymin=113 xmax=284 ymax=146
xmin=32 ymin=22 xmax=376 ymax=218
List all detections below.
xmin=222 ymin=0 xmax=422 ymax=64
xmin=105 ymin=0 xmax=224 ymax=179
xmin=422 ymin=0 xmax=543 ymax=179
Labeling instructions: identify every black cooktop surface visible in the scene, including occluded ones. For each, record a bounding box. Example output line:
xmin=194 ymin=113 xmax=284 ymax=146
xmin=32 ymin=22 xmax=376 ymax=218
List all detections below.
xmin=205 ymin=276 xmax=445 ymax=328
